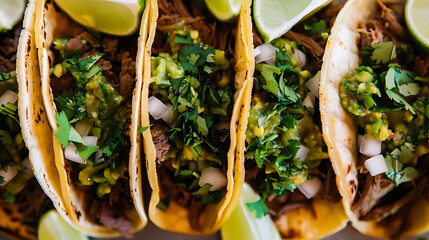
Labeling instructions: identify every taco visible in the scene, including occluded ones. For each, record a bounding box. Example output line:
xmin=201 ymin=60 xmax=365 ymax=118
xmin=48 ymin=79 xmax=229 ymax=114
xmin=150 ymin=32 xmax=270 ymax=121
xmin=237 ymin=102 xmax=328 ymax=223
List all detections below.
xmin=137 ymin=0 xmax=249 ymax=234
xmin=235 ymin=0 xmax=349 ymax=239
xmin=0 ymin=1 xmax=54 ymax=239
xmin=33 ymin=0 xmax=148 ymax=237
xmin=320 ymin=0 xmax=429 ymax=238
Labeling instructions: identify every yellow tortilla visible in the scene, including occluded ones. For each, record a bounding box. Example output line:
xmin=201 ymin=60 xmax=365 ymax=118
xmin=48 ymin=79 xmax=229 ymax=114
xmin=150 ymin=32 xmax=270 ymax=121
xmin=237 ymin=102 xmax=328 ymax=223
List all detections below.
xmin=320 ymin=0 xmax=429 ymax=238
xmin=236 ymin=0 xmax=349 ymax=238
xmin=141 ymin=0 xmax=248 ymax=234
xmin=33 ymin=0 xmax=148 ymax=236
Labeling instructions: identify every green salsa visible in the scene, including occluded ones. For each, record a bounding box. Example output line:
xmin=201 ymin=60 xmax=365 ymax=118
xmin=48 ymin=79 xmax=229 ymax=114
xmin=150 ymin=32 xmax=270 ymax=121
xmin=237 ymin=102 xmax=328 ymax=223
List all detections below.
xmin=245 ymin=38 xmax=329 ymax=198
xmin=149 ymin=29 xmax=233 ymax=209
xmin=52 ymin=33 xmax=132 ymax=198
xmin=340 ymin=41 xmax=429 ymax=186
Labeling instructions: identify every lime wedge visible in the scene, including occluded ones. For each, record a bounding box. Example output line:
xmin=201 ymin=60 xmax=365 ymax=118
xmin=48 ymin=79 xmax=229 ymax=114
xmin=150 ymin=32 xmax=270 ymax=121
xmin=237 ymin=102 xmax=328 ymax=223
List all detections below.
xmin=205 ymin=0 xmax=241 ymax=22
xmin=221 ymin=183 xmax=281 ymax=240
xmin=0 ymin=0 xmax=26 ymax=32
xmin=253 ymin=0 xmax=332 ymax=42
xmin=38 ymin=210 xmax=89 ymax=240
xmin=53 ymin=0 xmax=144 ymax=36
xmin=405 ymin=0 xmax=429 ymax=54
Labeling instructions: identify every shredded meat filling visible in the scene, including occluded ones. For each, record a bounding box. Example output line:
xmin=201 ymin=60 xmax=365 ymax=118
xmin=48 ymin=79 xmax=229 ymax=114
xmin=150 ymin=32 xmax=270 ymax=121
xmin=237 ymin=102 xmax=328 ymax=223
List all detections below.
xmin=150 ymin=123 xmax=170 ymax=162
xmin=0 ymin=26 xmax=20 ymax=73
xmin=283 ymin=31 xmax=325 ymax=58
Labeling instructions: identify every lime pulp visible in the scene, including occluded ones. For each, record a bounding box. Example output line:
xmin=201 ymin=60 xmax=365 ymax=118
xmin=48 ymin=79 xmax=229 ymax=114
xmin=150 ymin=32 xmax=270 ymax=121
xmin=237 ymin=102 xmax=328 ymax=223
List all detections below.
xmin=0 ymin=0 xmax=26 ymax=31
xmin=253 ymin=0 xmax=333 ymax=43
xmin=38 ymin=210 xmax=89 ymax=240
xmin=221 ymin=183 xmax=281 ymax=240
xmin=53 ymin=0 xmax=144 ymax=36
xmin=205 ymin=0 xmax=241 ymax=22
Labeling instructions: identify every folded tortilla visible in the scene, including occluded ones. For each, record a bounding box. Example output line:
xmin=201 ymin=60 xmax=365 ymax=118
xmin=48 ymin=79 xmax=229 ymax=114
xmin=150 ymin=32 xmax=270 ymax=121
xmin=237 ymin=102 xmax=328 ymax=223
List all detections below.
xmin=320 ymin=0 xmax=429 ymax=238
xmin=237 ymin=0 xmax=349 ymax=238
xmin=138 ymin=0 xmax=249 ymax=234
xmin=31 ymin=0 xmax=148 ymax=236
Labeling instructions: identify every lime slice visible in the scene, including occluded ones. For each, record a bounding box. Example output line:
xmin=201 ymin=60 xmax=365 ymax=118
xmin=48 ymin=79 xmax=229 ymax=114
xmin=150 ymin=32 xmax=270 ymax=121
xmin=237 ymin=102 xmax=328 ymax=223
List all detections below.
xmin=0 ymin=0 xmax=26 ymax=31
xmin=253 ymin=0 xmax=332 ymax=42
xmin=405 ymin=0 xmax=429 ymax=54
xmin=221 ymin=183 xmax=281 ymax=240
xmin=205 ymin=0 xmax=241 ymax=22
xmin=38 ymin=210 xmax=89 ymax=240
xmin=53 ymin=0 xmax=144 ymax=36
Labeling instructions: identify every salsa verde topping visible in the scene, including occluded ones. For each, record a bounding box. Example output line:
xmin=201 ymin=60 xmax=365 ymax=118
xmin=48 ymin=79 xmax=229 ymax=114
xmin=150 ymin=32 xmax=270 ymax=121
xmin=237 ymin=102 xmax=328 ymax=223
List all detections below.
xmin=245 ymin=38 xmax=329 ymax=216
xmin=0 ymin=73 xmax=32 ymax=204
xmin=52 ymin=34 xmax=131 ymax=198
xmin=149 ymin=30 xmax=233 ymax=209
xmin=340 ymin=41 xmax=429 ymax=186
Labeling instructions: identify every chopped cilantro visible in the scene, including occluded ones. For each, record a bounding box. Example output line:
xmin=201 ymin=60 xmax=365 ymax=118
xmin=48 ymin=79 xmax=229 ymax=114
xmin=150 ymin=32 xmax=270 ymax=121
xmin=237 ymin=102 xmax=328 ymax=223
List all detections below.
xmin=385 ymin=154 xmax=418 ymax=186
xmin=304 ymin=18 xmax=327 ymax=35
xmin=138 ymin=125 xmax=152 ymax=132
xmin=55 ymin=111 xmax=71 ymax=148
xmin=2 ymin=191 xmax=16 ymax=204
xmin=246 ymin=198 xmax=269 ymax=219
xmin=362 ymin=41 xmax=397 ymax=67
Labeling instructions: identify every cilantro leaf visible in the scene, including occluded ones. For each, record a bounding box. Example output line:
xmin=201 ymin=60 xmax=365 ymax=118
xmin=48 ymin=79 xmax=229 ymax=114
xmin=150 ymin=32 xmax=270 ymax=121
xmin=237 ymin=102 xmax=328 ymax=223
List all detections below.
xmin=362 ymin=41 xmax=397 ymax=67
xmin=138 ymin=125 xmax=152 ymax=132
xmin=2 ymin=191 xmax=15 ymax=204
xmin=75 ymin=143 xmax=99 ymax=161
xmin=246 ymin=198 xmax=269 ymax=219
xmin=304 ymin=18 xmax=327 ymax=35
xmin=55 ymin=111 xmax=71 ymax=148
xmin=385 ymin=154 xmax=418 ymax=186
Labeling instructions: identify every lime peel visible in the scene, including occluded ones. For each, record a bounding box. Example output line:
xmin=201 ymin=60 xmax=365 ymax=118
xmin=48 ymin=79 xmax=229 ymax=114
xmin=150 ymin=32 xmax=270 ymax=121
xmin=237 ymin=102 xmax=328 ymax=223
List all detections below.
xmin=405 ymin=0 xmax=429 ymax=54
xmin=253 ymin=0 xmax=333 ymax=43
xmin=53 ymin=0 xmax=143 ymax=36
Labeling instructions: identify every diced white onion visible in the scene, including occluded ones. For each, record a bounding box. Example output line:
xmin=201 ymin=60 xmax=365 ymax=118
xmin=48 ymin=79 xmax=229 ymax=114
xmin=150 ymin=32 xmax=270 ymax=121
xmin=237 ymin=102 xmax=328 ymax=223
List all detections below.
xmin=359 ymin=135 xmax=381 ymax=157
xmin=21 ymin=157 xmax=34 ymax=177
xmin=295 ymin=145 xmax=309 ymax=161
xmin=0 ymin=166 xmax=17 ymax=186
xmin=364 ymin=154 xmax=388 ymax=176
xmin=254 ymin=43 xmax=277 ymax=64
xmin=198 ymin=167 xmax=227 ymax=191
xmin=253 ymin=46 xmax=261 ymax=56
xmin=0 ymin=90 xmax=18 ymax=106
xmin=65 ymin=143 xmax=85 ymax=164
xmin=293 ymin=49 xmax=306 ymax=68
xmin=305 ymin=71 xmax=321 ymax=97
xmin=94 ymin=150 xmax=104 ymax=165
xmin=148 ymin=96 xmax=176 ymax=126
xmin=302 ymin=93 xmax=315 ymax=108
xmin=82 ymin=136 xmax=98 ymax=147
xmin=160 ymin=103 xmax=177 ymax=126
xmin=298 ymin=177 xmax=322 ymax=199
xmin=74 ymin=121 xmax=91 ymax=136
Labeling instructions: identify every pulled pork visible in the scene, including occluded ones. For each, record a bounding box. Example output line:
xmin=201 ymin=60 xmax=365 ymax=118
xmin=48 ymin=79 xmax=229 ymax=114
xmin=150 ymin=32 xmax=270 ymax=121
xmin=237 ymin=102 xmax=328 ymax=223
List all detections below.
xmin=87 ymin=179 xmax=134 ymax=237
xmin=51 ymin=27 xmax=137 ymax=236
xmin=0 ymin=26 xmax=20 ymax=73
xmin=150 ymin=123 xmax=170 ymax=162
xmin=351 ymin=2 xmax=429 ymax=229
